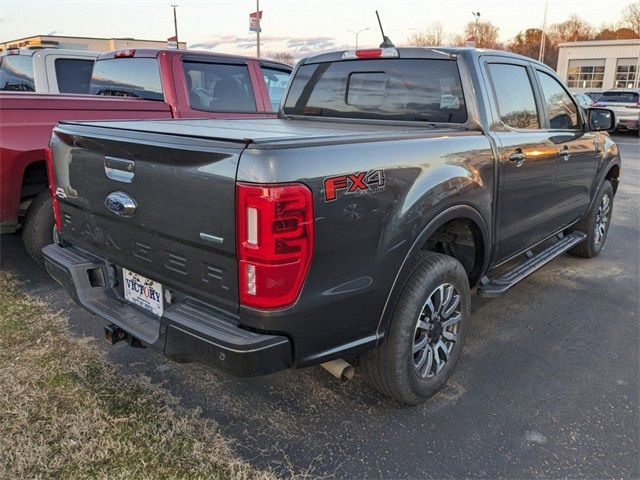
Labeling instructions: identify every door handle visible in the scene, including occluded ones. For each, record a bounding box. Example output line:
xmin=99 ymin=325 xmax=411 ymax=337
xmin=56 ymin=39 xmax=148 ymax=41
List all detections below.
xmin=559 ymin=146 xmax=571 ymax=161
xmin=104 ymin=156 xmax=135 ymax=183
xmin=508 ymin=149 xmax=526 ymax=167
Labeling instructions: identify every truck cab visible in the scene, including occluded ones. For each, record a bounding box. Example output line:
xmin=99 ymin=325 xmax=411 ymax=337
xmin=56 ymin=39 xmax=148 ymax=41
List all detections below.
xmin=0 ymin=48 xmax=98 ymax=94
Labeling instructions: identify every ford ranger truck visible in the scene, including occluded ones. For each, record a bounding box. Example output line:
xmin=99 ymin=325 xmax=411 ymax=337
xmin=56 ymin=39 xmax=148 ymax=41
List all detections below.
xmin=0 ymin=48 xmax=291 ymax=266
xmin=43 ymin=47 xmax=621 ymax=405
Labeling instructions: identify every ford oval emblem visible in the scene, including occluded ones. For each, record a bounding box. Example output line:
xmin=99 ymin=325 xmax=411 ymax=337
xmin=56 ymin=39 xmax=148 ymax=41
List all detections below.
xmin=105 ymin=191 xmax=137 ymax=217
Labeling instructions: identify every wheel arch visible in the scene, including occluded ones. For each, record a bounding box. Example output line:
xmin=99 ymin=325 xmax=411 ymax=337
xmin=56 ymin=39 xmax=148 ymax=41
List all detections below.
xmin=375 ymin=204 xmax=490 ymax=340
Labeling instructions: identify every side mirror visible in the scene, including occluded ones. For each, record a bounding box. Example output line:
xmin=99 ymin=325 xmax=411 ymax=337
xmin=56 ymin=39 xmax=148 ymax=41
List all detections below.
xmin=587 ymin=108 xmax=615 ymax=132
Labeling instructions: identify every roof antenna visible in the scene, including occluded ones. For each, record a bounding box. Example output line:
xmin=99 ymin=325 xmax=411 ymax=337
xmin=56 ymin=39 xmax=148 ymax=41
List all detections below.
xmin=375 ymin=10 xmax=395 ymax=48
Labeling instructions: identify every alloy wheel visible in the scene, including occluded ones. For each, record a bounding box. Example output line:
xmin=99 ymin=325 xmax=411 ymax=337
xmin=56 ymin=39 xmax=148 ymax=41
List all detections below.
xmin=594 ymin=193 xmax=610 ymax=246
xmin=412 ymin=283 xmax=462 ymax=379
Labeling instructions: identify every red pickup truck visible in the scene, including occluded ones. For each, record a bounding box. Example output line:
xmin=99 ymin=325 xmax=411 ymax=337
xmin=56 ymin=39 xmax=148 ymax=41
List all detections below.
xmin=0 ymin=48 xmax=291 ymax=265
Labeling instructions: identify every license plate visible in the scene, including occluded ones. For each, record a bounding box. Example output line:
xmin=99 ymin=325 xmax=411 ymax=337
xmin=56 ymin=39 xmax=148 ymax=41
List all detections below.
xmin=123 ymin=268 xmax=164 ymax=317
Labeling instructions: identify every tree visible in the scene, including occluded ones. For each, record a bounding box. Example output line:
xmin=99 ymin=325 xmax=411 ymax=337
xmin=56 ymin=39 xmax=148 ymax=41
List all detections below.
xmin=548 ymin=15 xmax=595 ymax=43
xmin=463 ymin=20 xmax=500 ymax=48
xmin=621 ymin=1 xmax=640 ymax=36
xmin=407 ymin=22 xmax=444 ymax=46
xmin=508 ymin=28 xmax=543 ymax=59
xmin=271 ymin=52 xmax=295 ymax=65
xmin=596 ymin=26 xmax=639 ymax=39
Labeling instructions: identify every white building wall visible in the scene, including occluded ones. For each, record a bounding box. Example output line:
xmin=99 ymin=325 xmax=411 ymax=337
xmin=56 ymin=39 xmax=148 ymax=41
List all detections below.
xmin=557 ymin=39 xmax=640 ymax=93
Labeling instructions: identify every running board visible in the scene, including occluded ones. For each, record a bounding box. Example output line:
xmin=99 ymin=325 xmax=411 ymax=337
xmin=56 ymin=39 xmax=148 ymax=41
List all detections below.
xmin=478 ymin=231 xmax=587 ymax=297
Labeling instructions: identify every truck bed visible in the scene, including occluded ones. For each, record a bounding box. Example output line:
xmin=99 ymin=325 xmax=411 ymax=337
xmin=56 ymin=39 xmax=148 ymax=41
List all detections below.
xmin=58 ymin=117 xmax=475 ymax=148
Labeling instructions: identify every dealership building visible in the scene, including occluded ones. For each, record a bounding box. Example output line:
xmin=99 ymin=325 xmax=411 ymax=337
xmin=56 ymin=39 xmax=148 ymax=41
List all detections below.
xmin=0 ymin=35 xmax=186 ymax=53
xmin=556 ymin=39 xmax=640 ymax=93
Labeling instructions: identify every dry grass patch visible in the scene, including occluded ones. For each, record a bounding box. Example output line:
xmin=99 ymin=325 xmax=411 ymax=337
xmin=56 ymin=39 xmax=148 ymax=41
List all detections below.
xmin=0 ymin=272 xmax=272 ymax=480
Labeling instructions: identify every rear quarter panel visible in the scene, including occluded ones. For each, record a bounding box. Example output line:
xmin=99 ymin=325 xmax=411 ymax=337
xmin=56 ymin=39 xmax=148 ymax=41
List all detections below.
xmin=237 ymin=132 xmax=494 ymax=365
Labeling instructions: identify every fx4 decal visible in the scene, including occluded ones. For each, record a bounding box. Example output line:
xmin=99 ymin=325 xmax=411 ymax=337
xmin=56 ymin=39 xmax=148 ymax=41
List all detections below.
xmin=323 ymin=169 xmax=386 ymax=202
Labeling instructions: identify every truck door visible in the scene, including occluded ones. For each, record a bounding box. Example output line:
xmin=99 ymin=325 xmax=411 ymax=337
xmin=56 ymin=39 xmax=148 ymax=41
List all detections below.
xmin=483 ymin=60 xmax=562 ymax=262
xmin=533 ymin=68 xmax=599 ymax=228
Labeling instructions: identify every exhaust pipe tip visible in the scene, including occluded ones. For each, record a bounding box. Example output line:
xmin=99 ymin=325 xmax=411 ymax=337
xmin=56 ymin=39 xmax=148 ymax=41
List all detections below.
xmin=321 ymin=359 xmax=355 ymax=381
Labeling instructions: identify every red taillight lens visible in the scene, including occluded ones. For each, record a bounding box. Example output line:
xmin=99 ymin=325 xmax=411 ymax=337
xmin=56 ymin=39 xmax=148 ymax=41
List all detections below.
xmin=44 ymin=147 xmax=62 ymax=232
xmin=114 ymin=49 xmax=136 ymax=58
xmin=236 ymin=182 xmax=314 ymax=309
xmin=355 ymin=48 xmax=383 ymax=58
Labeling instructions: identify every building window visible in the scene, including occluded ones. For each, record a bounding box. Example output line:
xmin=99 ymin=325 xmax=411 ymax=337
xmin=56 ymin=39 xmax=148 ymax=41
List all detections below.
xmin=615 ymin=59 xmax=638 ymax=89
xmin=567 ymin=61 xmax=605 ymax=89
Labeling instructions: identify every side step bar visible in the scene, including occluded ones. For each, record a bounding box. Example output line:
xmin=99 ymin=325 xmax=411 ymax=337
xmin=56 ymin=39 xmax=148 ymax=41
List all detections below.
xmin=478 ymin=231 xmax=587 ymax=297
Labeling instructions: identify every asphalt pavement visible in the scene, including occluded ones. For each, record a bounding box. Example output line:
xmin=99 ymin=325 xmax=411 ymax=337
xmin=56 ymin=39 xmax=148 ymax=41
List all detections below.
xmin=1 ymin=133 xmax=638 ymax=479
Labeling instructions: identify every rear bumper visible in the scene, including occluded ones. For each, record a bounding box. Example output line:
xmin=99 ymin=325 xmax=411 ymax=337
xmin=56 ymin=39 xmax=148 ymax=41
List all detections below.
xmin=42 ymin=243 xmax=292 ymax=377
xmin=615 ymin=118 xmax=640 ymax=130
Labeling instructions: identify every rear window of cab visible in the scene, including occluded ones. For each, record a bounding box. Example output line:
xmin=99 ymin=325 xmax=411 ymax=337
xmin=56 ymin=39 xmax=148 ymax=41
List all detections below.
xmin=89 ymin=58 xmax=163 ymax=101
xmin=283 ymin=58 xmax=467 ymax=123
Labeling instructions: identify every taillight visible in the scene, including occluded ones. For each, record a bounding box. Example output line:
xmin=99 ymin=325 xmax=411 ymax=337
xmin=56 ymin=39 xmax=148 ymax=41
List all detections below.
xmin=236 ymin=182 xmax=314 ymax=309
xmin=44 ymin=147 xmax=62 ymax=232
xmin=114 ymin=49 xmax=136 ymax=58
xmin=342 ymin=47 xmax=399 ymax=60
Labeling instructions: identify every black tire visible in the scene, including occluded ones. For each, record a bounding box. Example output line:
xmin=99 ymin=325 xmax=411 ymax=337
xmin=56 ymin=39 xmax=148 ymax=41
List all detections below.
xmin=362 ymin=252 xmax=470 ymax=405
xmin=21 ymin=190 xmax=55 ymax=268
xmin=569 ymin=180 xmax=614 ymax=258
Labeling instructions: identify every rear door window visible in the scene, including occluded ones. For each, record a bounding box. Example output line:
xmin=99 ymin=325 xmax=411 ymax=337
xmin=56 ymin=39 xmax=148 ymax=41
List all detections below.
xmin=55 ymin=58 xmax=94 ymax=93
xmin=536 ymin=70 xmax=581 ymax=130
xmin=183 ymin=61 xmax=256 ymax=112
xmin=261 ymin=67 xmax=290 ymax=111
xmin=90 ymin=58 xmax=163 ymax=101
xmin=487 ymin=63 xmax=539 ymax=129
xmin=0 ymin=55 xmax=35 ymax=91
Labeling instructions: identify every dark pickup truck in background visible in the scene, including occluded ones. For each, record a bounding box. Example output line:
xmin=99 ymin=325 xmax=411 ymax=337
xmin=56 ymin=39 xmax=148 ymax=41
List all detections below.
xmin=44 ymin=47 xmax=620 ymax=404
xmin=0 ymin=48 xmax=291 ymax=265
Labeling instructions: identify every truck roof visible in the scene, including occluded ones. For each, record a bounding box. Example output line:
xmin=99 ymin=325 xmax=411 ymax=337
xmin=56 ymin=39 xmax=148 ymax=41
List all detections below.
xmin=0 ymin=47 xmax=99 ymax=58
xmin=96 ymin=48 xmax=291 ymax=68
xmin=301 ymin=46 xmax=549 ymax=70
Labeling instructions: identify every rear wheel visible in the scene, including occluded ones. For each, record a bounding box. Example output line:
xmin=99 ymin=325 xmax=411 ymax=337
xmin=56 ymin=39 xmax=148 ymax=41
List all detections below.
xmin=362 ymin=252 xmax=470 ymax=405
xmin=569 ymin=180 xmax=614 ymax=258
xmin=21 ymin=190 xmax=55 ymax=268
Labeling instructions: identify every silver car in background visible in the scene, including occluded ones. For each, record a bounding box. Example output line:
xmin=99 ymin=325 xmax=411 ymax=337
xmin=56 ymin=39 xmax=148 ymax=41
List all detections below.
xmin=595 ymin=89 xmax=640 ymax=136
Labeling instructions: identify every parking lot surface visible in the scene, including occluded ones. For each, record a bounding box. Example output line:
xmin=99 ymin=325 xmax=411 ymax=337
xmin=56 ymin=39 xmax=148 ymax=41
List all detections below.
xmin=1 ymin=134 xmax=638 ymax=478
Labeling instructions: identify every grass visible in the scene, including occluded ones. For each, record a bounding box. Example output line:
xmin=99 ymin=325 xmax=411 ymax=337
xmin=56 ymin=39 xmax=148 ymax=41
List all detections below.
xmin=0 ymin=271 xmax=272 ymax=480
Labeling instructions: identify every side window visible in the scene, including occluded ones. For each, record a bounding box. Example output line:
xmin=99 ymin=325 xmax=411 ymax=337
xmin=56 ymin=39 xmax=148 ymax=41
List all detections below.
xmin=537 ymin=70 xmax=581 ymax=130
xmin=55 ymin=58 xmax=94 ymax=94
xmin=487 ymin=63 xmax=539 ymax=129
xmin=0 ymin=55 xmax=35 ymax=91
xmin=183 ymin=61 xmax=256 ymax=112
xmin=261 ymin=67 xmax=290 ymax=111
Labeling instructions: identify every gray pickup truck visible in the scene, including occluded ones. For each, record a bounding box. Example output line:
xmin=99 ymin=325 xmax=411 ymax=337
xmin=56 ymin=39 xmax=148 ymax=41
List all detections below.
xmin=43 ymin=47 xmax=621 ymax=404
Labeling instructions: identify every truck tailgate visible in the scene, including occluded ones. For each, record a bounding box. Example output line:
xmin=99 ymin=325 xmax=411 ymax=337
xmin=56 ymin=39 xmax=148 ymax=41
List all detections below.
xmin=50 ymin=123 xmax=245 ymax=311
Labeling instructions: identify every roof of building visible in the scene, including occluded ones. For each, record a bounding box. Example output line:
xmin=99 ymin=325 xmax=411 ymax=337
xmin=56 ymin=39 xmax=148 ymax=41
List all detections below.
xmin=558 ymin=39 xmax=640 ymax=48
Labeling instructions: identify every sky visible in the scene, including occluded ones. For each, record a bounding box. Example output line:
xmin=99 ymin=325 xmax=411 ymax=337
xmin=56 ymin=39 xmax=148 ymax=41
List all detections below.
xmin=1 ymin=0 xmax=636 ymax=58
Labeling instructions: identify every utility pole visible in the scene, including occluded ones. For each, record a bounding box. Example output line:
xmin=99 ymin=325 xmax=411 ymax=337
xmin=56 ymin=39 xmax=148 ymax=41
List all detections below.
xmin=348 ymin=27 xmax=370 ymax=49
xmin=171 ymin=4 xmax=179 ymax=49
xmin=256 ymin=0 xmax=261 ymax=58
xmin=472 ymin=11 xmax=481 ymax=45
xmin=538 ymin=0 xmax=549 ymax=63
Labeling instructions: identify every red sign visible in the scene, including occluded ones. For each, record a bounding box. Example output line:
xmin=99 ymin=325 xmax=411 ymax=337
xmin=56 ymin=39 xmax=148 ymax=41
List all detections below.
xmin=249 ymin=10 xmax=262 ymax=32
xmin=167 ymin=35 xmax=177 ymax=49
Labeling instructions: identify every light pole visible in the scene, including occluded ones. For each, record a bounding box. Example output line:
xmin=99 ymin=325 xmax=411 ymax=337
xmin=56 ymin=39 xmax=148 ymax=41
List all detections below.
xmin=256 ymin=0 xmax=261 ymax=58
xmin=348 ymin=27 xmax=370 ymax=49
xmin=170 ymin=4 xmax=179 ymax=49
xmin=472 ymin=11 xmax=480 ymax=45
xmin=538 ymin=0 xmax=549 ymax=62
